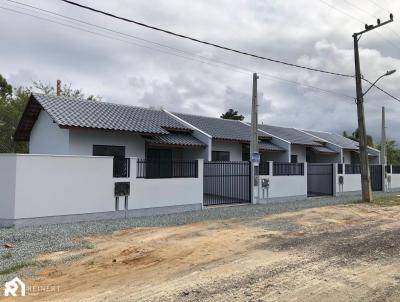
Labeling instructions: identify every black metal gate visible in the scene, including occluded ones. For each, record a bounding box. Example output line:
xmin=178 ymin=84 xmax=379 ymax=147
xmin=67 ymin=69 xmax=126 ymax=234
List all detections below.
xmin=370 ymin=165 xmax=383 ymax=191
xmin=203 ymin=161 xmax=251 ymax=206
xmin=307 ymin=163 xmax=333 ymax=197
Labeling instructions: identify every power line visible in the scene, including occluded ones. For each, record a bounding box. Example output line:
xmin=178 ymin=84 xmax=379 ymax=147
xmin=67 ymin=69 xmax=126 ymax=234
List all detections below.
xmin=0 ymin=2 xmax=356 ymax=101
xmin=58 ymin=0 xmax=355 ymax=79
xmin=3 ymin=1 xmax=399 ymax=105
xmin=363 ymin=78 xmax=400 ymax=103
xmin=364 ymin=0 xmax=391 ymax=14
xmin=341 ymin=0 xmax=400 ymax=43
xmin=318 ymin=0 xmax=400 ymax=52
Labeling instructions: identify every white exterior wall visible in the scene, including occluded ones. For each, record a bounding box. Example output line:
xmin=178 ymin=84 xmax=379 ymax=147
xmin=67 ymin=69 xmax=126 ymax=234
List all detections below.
xmin=69 ymin=129 xmax=146 ymax=158
xmin=212 ymin=140 xmax=243 ymax=161
xmin=0 ymin=155 xmax=203 ymax=223
xmin=390 ymin=173 xmax=400 ymax=190
xmin=29 ymin=111 xmax=70 ymax=155
xmin=130 ymin=158 xmax=203 ymax=209
xmin=13 ymin=155 xmax=115 ymax=219
xmin=0 ymin=155 xmax=16 ymax=219
xmin=290 ymin=144 xmax=307 ymax=162
xmin=256 ymin=162 xmax=307 ymax=201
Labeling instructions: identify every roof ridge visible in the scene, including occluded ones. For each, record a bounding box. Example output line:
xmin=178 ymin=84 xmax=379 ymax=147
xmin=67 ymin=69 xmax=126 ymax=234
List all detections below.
xmin=32 ymin=92 xmax=164 ymax=112
xmin=175 ymin=111 xmax=247 ymax=123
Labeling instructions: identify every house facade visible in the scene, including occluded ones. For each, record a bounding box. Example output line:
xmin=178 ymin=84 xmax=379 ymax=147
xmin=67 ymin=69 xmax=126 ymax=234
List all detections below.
xmin=15 ymin=93 xmax=380 ymax=165
xmin=168 ymin=112 xmax=289 ymax=162
xmin=16 ymin=94 xmax=207 ymax=161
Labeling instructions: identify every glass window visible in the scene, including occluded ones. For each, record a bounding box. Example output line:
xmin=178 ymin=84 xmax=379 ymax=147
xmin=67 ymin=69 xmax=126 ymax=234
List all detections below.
xmin=212 ymin=151 xmax=230 ymax=161
xmin=291 ymin=154 xmax=298 ymax=163
xmin=242 ymin=144 xmax=250 ymax=161
xmin=93 ymin=145 xmax=125 ymax=158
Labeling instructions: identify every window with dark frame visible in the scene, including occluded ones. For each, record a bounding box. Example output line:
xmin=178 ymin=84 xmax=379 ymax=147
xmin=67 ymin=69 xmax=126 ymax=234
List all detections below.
xmin=212 ymin=151 xmax=230 ymax=161
xmin=93 ymin=145 xmax=126 ymax=158
xmin=242 ymin=144 xmax=250 ymax=161
xmin=291 ymin=154 xmax=298 ymax=163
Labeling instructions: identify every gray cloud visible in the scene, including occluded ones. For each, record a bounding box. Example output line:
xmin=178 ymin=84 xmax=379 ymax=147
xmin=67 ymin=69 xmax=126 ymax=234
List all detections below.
xmin=1 ymin=0 xmax=400 ymax=144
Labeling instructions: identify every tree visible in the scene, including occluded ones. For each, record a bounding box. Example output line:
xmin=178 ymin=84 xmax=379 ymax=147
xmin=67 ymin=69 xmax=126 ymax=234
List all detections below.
xmin=32 ymin=80 xmax=101 ymax=101
xmin=377 ymin=140 xmax=400 ymax=165
xmin=0 ymin=74 xmax=100 ymax=153
xmin=220 ymin=109 xmax=244 ymax=121
xmin=343 ymin=128 xmax=374 ymax=147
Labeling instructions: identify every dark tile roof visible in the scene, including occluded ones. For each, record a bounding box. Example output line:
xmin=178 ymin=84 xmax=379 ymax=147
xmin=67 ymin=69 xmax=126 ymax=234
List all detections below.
xmin=31 ymin=93 xmax=191 ymax=134
xmin=174 ymin=113 xmax=270 ymax=142
xmin=304 ymin=130 xmax=359 ymax=150
xmin=145 ymin=133 xmax=206 ymax=147
xmin=258 ymin=124 xmax=323 ymax=146
xmin=259 ymin=141 xmax=285 ymax=152
xmin=310 ymin=145 xmax=338 ymax=154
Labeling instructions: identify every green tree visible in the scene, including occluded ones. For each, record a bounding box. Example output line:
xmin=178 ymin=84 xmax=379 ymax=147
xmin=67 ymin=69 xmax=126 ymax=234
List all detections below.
xmin=343 ymin=128 xmax=374 ymax=147
xmin=377 ymin=140 xmax=400 ymax=165
xmin=220 ymin=109 xmax=244 ymax=121
xmin=0 ymin=75 xmax=100 ymax=153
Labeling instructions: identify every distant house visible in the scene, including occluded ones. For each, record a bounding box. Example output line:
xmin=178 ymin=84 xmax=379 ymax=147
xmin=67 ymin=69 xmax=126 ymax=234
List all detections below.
xmin=257 ymin=124 xmax=341 ymax=163
xmin=169 ymin=113 xmax=288 ymax=162
xmin=303 ymin=129 xmax=380 ymax=164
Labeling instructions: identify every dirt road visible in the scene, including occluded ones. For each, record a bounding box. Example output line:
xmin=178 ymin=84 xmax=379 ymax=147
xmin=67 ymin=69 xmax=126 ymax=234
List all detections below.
xmin=8 ymin=203 xmax=400 ymax=301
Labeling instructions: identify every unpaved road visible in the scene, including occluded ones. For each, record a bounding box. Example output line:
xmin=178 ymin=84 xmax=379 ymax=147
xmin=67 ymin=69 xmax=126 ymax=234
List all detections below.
xmin=6 ymin=203 xmax=400 ymax=301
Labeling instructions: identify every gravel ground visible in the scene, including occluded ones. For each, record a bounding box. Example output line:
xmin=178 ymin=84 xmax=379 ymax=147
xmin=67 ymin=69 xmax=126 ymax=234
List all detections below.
xmin=0 ymin=191 xmax=398 ymax=283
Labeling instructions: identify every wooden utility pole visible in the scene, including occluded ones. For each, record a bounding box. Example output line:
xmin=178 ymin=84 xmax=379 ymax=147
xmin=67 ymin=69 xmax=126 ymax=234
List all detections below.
xmin=56 ymin=80 xmax=62 ymax=96
xmin=352 ymin=14 xmax=393 ymax=202
xmin=381 ymin=106 xmax=387 ymax=165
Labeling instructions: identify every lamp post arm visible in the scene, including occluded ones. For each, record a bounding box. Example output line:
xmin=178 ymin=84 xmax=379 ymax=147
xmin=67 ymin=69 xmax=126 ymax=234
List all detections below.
xmin=362 ymin=74 xmax=385 ymax=97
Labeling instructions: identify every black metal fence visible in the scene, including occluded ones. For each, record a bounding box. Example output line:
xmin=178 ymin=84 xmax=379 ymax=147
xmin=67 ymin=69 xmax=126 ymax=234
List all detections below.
xmin=136 ymin=159 xmax=198 ymax=179
xmin=273 ymin=162 xmax=304 ymax=176
xmin=345 ymin=164 xmax=361 ymax=174
xmin=113 ymin=157 xmax=130 ymax=178
xmin=393 ymin=165 xmax=400 ymax=174
xmin=203 ymin=161 xmax=251 ymax=206
xmin=259 ymin=162 xmax=270 ymax=175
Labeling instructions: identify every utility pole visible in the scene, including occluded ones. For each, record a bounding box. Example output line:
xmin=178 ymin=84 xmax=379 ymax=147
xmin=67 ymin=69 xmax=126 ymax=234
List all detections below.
xmin=381 ymin=106 xmax=387 ymax=166
xmin=250 ymin=73 xmax=259 ymax=203
xmin=56 ymin=80 xmax=62 ymax=96
xmin=250 ymin=73 xmax=259 ymax=158
xmin=353 ymin=14 xmax=393 ymax=202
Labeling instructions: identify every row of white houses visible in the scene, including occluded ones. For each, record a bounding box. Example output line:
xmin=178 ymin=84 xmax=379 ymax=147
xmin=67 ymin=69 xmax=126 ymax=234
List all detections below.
xmin=16 ymin=93 xmax=380 ymax=164
xmin=0 ymin=93 xmax=395 ymax=227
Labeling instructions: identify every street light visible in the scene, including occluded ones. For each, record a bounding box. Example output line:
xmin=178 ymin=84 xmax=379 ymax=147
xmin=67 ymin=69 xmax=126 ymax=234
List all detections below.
xmin=362 ymin=69 xmax=396 ymax=97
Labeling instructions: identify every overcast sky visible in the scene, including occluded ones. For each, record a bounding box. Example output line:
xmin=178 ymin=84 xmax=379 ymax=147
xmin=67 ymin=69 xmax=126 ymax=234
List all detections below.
xmin=1 ymin=0 xmax=399 ymax=142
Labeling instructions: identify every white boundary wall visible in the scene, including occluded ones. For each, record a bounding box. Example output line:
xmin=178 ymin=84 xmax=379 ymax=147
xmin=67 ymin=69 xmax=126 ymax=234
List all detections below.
xmin=256 ymin=162 xmax=307 ymax=203
xmin=0 ymin=155 xmax=203 ymax=226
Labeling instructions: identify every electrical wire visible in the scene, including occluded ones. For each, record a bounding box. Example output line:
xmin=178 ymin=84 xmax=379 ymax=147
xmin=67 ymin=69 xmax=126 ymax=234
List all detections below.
xmin=3 ymin=1 xmax=398 ymax=104
xmin=0 ymin=2 xmax=356 ymax=101
xmin=58 ymin=0 xmax=355 ymax=79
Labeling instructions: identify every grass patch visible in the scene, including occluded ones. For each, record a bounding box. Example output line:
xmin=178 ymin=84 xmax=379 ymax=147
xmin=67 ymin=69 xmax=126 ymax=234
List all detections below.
xmin=371 ymin=196 xmax=400 ymax=207
xmin=82 ymin=241 xmax=95 ymax=250
xmin=0 ymin=261 xmax=37 ymax=275
xmin=1 ymin=252 xmax=12 ymax=260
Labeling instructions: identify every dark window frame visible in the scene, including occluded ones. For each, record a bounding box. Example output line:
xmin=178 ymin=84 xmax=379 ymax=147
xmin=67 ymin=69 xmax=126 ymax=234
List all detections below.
xmin=92 ymin=145 xmax=126 ymax=158
xmin=212 ymin=151 xmax=230 ymax=161
xmin=291 ymin=154 xmax=298 ymax=163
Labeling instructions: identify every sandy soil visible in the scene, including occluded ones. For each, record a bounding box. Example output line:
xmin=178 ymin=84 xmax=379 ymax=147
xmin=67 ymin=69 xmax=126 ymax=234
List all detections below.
xmin=4 ymin=203 xmax=400 ymax=301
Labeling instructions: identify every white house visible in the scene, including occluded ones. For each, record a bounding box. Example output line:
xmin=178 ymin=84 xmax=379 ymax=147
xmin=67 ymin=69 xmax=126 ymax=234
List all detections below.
xmin=15 ymin=93 xmax=207 ymax=160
